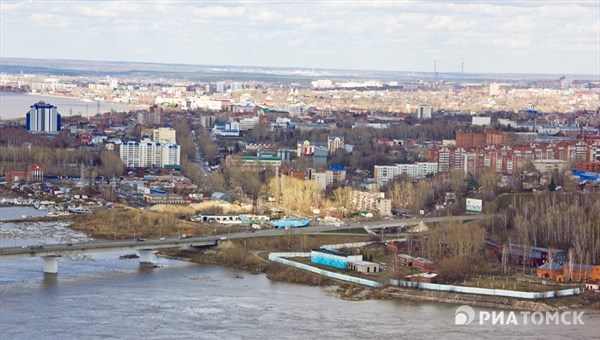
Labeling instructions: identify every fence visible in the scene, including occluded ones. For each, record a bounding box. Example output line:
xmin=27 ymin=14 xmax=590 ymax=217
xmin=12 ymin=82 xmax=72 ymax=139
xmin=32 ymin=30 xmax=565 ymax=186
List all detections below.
xmin=389 ymin=279 xmax=582 ymax=299
xmin=320 ymin=242 xmax=376 ymax=250
xmin=268 ymin=253 xmax=383 ymax=288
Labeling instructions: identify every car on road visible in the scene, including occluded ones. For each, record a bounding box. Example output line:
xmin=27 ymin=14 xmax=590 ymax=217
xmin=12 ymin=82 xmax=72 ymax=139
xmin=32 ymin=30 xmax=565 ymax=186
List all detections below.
xmin=220 ymin=236 xmax=228 ymax=240
xmin=335 ymin=222 xmax=341 ymax=227
xmin=159 ymin=237 xmax=166 ymax=241
xmin=67 ymin=243 xmax=73 ymax=246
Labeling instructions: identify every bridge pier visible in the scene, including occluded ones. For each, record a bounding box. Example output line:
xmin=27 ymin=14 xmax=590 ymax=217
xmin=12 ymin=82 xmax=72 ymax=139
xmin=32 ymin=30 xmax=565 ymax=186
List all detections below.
xmin=42 ymin=256 xmax=60 ymax=274
xmin=138 ymin=249 xmax=156 ymax=266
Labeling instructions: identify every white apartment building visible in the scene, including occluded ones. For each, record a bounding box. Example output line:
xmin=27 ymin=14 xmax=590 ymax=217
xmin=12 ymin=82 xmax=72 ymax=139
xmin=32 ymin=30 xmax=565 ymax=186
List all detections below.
xmin=311 ymin=169 xmax=346 ymax=190
xmin=374 ymin=162 xmax=438 ymax=187
xmin=152 ymin=127 xmax=177 ymax=144
xmin=416 ymin=105 xmax=432 ymax=119
xmin=120 ymin=141 xmax=181 ymax=168
xmin=350 ymin=190 xmax=392 ymax=217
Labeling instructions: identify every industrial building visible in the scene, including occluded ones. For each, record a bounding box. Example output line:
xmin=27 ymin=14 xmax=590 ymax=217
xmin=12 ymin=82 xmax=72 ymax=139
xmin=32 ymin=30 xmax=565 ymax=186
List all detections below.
xmin=536 ymin=263 xmax=600 ymax=283
xmin=310 ymin=249 xmax=381 ymax=273
xmin=310 ymin=249 xmax=362 ymax=270
xmin=348 ymin=261 xmax=381 ymax=274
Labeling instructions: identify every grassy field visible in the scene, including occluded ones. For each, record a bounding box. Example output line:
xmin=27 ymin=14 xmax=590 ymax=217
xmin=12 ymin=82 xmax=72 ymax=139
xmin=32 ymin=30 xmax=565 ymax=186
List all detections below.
xmin=71 ymin=208 xmax=253 ymax=240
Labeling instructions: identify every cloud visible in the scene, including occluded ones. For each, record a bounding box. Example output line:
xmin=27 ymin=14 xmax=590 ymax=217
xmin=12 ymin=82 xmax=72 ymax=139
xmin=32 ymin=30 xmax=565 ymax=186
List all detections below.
xmin=0 ymin=0 xmax=597 ymax=74
xmin=492 ymin=37 xmax=531 ymax=50
xmin=191 ymin=6 xmax=246 ymax=18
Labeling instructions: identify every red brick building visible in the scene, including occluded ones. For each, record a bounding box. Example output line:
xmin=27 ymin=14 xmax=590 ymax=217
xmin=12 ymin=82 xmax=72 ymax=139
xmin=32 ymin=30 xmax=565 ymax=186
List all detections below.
xmin=537 ymin=263 xmax=600 ymax=282
xmin=4 ymin=163 xmax=44 ymax=183
xmin=577 ymin=161 xmax=600 ymax=173
xmin=4 ymin=170 xmax=28 ymax=183
xmin=28 ymin=163 xmax=44 ymax=182
xmin=455 ymin=129 xmax=507 ymax=148
xmin=428 ymin=140 xmax=600 ymax=175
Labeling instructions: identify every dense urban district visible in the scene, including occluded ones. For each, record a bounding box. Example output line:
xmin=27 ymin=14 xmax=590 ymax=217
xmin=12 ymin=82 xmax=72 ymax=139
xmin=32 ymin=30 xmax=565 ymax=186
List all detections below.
xmin=1 ymin=65 xmax=599 ymax=309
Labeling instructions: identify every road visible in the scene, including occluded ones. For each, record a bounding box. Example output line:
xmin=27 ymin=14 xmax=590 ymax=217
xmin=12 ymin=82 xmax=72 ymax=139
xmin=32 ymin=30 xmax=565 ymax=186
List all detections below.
xmin=0 ymin=214 xmax=491 ymax=259
xmin=191 ymin=130 xmax=212 ymax=176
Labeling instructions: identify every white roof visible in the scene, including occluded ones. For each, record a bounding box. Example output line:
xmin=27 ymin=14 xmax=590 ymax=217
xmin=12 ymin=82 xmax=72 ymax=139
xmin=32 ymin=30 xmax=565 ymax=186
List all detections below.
xmin=349 ymin=260 xmax=379 ymax=266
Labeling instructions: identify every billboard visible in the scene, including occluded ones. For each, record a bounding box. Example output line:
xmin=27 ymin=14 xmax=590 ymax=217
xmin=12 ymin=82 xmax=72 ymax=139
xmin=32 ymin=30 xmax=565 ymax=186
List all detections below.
xmin=466 ymin=198 xmax=483 ymax=213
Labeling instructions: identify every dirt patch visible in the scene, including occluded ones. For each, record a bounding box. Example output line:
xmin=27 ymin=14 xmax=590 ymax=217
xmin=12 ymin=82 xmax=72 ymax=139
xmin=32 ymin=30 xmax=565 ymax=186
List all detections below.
xmin=149 ymin=201 xmax=254 ymax=214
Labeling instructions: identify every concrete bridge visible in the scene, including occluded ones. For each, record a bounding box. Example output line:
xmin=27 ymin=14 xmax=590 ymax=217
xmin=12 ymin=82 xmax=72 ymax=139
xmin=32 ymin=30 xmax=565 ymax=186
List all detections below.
xmin=0 ymin=237 xmax=219 ymax=274
xmin=0 ymin=214 xmax=490 ymax=274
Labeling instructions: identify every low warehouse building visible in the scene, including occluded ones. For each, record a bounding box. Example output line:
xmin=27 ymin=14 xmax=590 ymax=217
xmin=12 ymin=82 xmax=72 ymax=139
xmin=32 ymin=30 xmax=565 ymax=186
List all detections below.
xmin=349 ymin=260 xmax=381 ymax=274
xmin=413 ymin=257 xmax=435 ymax=271
xmin=536 ymin=263 xmax=563 ymax=280
xmin=310 ymin=249 xmax=362 ymax=270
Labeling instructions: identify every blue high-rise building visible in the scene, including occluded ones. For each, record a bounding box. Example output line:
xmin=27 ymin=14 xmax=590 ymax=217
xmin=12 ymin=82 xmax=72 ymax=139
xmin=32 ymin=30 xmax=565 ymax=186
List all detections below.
xmin=26 ymin=101 xmax=61 ymax=133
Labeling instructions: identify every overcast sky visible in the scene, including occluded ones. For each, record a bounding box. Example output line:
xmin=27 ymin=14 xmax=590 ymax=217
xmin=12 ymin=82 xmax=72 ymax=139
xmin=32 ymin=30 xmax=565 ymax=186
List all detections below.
xmin=1 ymin=1 xmax=598 ymax=75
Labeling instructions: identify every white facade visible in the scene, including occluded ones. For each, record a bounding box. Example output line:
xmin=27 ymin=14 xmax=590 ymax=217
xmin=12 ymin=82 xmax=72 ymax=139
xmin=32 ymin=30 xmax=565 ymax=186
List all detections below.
xmin=374 ymin=163 xmax=438 ymax=187
xmin=120 ymin=141 xmax=181 ymax=168
xmin=472 ymin=116 xmax=491 ymax=126
xmin=350 ymin=190 xmax=392 ymax=216
xmin=311 ymin=79 xmax=333 ymax=88
xmin=188 ymin=96 xmax=222 ymax=111
xmin=152 ymin=127 xmax=177 ymax=144
xmin=311 ymin=170 xmax=347 ymax=190
xmin=212 ymin=121 xmax=240 ymax=137
xmin=416 ymin=105 xmax=432 ymax=119
xmin=239 ymin=117 xmax=260 ymax=131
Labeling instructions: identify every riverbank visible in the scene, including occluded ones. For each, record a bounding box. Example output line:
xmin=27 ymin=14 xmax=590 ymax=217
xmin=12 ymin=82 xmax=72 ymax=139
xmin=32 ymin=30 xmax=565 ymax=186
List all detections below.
xmin=2 ymin=215 xmax=73 ymax=224
xmin=160 ymin=236 xmax=600 ymax=312
xmin=38 ymin=213 xmax=600 ymax=312
xmin=23 ymin=92 xmax=147 ymax=111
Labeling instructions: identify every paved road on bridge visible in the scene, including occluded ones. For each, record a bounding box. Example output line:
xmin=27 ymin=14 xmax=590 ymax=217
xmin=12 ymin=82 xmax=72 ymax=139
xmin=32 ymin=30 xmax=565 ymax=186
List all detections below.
xmin=0 ymin=214 xmax=490 ymax=259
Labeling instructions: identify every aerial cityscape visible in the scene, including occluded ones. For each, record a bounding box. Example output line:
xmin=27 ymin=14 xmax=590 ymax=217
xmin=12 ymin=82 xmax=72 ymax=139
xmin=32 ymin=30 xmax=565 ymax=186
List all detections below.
xmin=0 ymin=1 xmax=599 ymax=339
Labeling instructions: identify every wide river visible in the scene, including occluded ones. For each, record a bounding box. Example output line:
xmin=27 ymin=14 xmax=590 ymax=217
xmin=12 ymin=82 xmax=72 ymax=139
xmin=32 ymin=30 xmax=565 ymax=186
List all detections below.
xmin=0 ymin=221 xmax=598 ymax=339
xmin=0 ymin=92 xmax=145 ymax=120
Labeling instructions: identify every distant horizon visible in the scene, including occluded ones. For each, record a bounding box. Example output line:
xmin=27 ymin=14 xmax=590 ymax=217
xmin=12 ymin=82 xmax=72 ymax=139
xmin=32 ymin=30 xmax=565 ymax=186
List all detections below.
xmin=1 ymin=57 xmax=597 ymax=81
xmin=1 ymin=1 xmax=598 ymax=76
